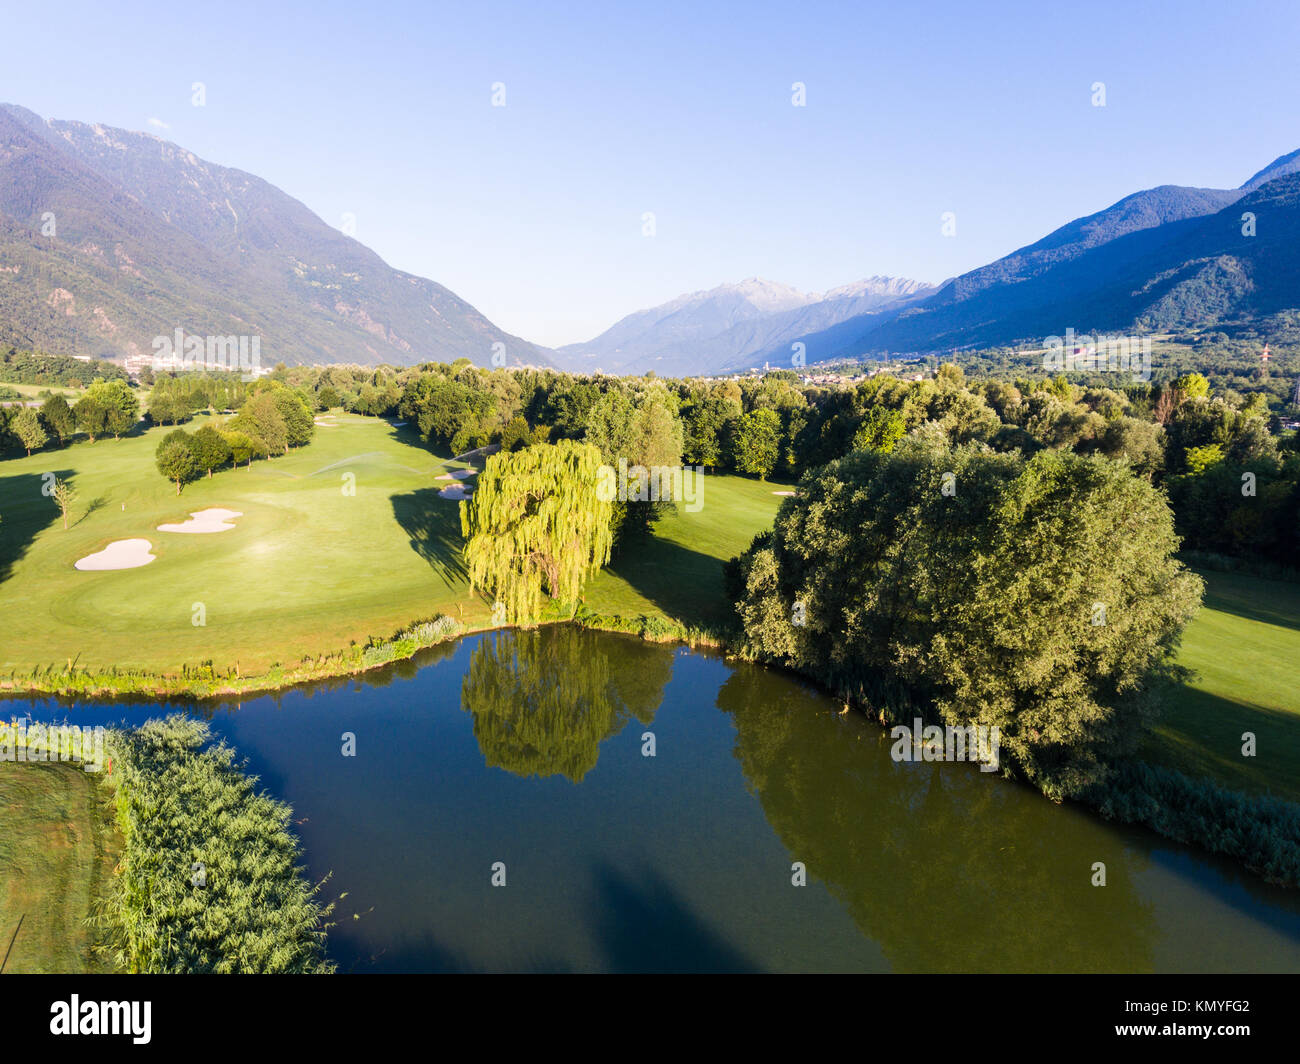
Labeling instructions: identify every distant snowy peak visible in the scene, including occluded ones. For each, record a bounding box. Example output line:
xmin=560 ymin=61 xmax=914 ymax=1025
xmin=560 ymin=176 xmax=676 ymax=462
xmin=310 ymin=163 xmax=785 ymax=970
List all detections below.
xmin=822 ymin=276 xmax=935 ymax=303
xmin=554 ymin=274 xmax=933 ymax=375
xmin=653 ymin=277 xmax=818 ymax=316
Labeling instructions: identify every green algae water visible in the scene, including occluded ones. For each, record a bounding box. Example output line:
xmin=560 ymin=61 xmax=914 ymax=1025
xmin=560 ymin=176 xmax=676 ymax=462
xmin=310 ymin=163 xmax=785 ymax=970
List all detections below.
xmin=12 ymin=626 xmax=1300 ymax=972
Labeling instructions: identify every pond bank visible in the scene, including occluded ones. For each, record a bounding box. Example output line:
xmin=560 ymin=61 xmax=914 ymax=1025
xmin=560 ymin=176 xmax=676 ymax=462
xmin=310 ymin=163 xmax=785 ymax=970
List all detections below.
xmin=0 ymin=605 xmax=724 ymax=702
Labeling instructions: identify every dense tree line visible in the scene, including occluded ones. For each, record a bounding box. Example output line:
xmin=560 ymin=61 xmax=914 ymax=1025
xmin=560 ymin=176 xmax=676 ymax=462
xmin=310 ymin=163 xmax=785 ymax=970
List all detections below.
xmin=154 ymin=381 xmax=315 ymax=493
xmin=0 ymin=378 xmax=141 ymax=454
xmin=6 ymin=352 xmax=1293 ymax=570
xmin=146 ymin=370 xmax=250 ymax=425
xmin=0 ymin=347 xmax=129 ymax=387
xmin=196 ymin=355 xmax=1300 ymax=568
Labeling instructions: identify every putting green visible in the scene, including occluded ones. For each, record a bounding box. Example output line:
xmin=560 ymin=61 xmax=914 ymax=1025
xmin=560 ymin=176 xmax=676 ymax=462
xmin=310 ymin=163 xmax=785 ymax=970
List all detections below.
xmin=0 ymin=414 xmax=489 ymax=674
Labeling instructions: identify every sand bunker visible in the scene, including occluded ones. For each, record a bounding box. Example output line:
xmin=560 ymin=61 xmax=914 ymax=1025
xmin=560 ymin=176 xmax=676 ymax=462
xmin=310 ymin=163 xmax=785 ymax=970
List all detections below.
xmin=439 ymin=484 xmax=474 ymax=501
xmin=75 ymin=539 xmax=156 ymax=571
xmin=435 ymin=469 xmax=476 ymax=481
xmin=772 ymin=490 xmax=797 ymax=496
xmin=157 ymin=508 xmax=243 ymax=534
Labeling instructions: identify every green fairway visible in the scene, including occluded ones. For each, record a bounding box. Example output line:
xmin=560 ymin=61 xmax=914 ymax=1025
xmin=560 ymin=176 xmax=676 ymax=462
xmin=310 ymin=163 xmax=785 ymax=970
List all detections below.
xmin=6 ymin=382 xmax=81 ymax=401
xmin=1148 ymin=568 xmax=1300 ymax=804
xmin=0 ymin=415 xmax=787 ymax=676
xmin=0 ymin=761 xmax=120 ymax=973
xmin=0 ymin=414 xmax=489 ymax=674
xmin=584 ymin=474 xmax=791 ymax=629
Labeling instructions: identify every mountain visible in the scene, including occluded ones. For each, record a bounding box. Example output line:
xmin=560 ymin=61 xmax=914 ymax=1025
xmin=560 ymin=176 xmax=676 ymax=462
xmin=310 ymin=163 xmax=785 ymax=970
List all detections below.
xmin=713 ymin=276 xmax=935 ymax=372
xmin=0 ymin=104 xmax=551 ymax=368
xmin=555 ymin=279 xmax=817 ymax=374
xmin=7 ymin=101 xmax=1294 ymax=376
xmin=1241 ymin=149 xmax=1300 ymax=191
xmin=809 ymin=151 xmax=1300 ymax=361
xmin=929 ymin=184 xmax=1244 ymax=305
xmin=557 ymin=275 xmax=933 ymax=376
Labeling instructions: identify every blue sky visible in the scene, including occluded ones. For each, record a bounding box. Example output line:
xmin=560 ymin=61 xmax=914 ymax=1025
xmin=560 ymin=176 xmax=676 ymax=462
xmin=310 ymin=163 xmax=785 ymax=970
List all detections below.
xmin=4 ymin=0 xmax=1297 ymax=346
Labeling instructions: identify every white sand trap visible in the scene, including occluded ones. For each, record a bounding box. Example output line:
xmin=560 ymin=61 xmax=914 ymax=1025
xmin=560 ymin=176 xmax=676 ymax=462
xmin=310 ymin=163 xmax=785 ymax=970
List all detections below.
xmin=389 ymin=420 xmax=407 ymax=427
xmin=76 ymin=539 xmax=156 ymax=571
xmin=435 ymin=469 xmax=476 ymax=481
xmin=157 ymin=508 xmax=243 ymax=534
xmin=439 ymin=484 xmax=474 ymax=501
xmin=772 ymin=490 xmax=797 ymax=496
xmin=313 ymin=417 xmax=336 ymax=426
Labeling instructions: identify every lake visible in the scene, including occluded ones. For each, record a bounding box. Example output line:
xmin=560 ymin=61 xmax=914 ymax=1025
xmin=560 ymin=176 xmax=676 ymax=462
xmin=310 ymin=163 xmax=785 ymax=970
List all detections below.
xmin=11 ymin=626 xmax=1300 ymax=972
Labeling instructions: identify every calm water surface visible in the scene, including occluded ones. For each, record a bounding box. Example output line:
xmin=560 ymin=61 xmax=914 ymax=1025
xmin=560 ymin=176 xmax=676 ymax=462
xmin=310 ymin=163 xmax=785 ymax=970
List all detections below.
xmin=13 ymin=626 xmax=1300 ymax=972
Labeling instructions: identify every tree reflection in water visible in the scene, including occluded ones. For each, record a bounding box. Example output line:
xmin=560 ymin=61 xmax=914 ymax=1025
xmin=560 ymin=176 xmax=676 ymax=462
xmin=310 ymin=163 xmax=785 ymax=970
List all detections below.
xmin=717 ymin=666 xmax=1159 ymax=972
xmin=461 ymin=626 xmax=673 ymax=782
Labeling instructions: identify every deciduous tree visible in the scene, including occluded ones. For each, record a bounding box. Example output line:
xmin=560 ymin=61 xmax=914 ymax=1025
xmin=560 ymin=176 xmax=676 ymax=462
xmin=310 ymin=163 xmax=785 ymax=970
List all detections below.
xmin=13 ymin=407 xmax=48 ymax=455
xmin=156 ymin=433 xmax=198 ymax=494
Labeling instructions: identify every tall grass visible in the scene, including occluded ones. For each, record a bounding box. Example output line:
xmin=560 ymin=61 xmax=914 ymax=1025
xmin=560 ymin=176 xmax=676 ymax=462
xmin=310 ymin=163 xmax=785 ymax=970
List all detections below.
xmin=1 ymin=615 xmax=467 ymax=700
xmin=92 ymin=716 xmax=334 ymax=973
xmin=1085 ymin=760 xmax=1300 ymax=888
xmin=0 ymin=606 xmax=732 ymax=700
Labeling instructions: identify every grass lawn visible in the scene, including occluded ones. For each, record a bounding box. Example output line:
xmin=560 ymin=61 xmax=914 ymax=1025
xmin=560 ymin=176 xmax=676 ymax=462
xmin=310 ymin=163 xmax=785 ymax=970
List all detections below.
xmin=1147 ymin=568 xmax=1300 ymax=804
xmin=7 ymin=382 xmax=82 ymax=401
xmin=0 ymin=762 xmax=120 ymax=973
xmin=0 ymin=383 xmax=85 ymax=406
xmin=0 ymin=413 xmax=488 ymax=674
xmin=0 ymin=414 xmax=788 ymax=676
xmin=584 ymin=474 xmax=793 ymax=629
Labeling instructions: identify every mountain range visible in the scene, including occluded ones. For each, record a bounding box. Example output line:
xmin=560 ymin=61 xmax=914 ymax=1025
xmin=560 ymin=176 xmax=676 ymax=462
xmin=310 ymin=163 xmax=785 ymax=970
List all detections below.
xmin=585 ymin=151 xmax=1300 ymax=374
xmin=552 ymin=276 xmax=935 ymax=376
xmin=2 ymin=102 xmax=1299 ymax=376
xmin=792 ymin=152 xmax=1300 ymax=364
xmin=0 ymin=104 xmax=551 ymax=368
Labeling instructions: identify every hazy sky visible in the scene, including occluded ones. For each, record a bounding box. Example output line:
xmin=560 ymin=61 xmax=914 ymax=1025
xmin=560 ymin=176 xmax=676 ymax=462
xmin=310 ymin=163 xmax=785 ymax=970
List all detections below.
xmin=4 ymin=0 xmax=1297 ymax=346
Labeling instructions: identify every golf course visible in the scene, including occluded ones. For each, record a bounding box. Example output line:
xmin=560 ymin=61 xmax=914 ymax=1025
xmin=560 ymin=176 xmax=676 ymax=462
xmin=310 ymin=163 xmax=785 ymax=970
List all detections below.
xmin=0 ymin=411 xmax=787 ymax=678
xmin=3 ymin=403 xmax=1300 ymax=976
xmin=1146 ymin=567 xmax=1300 ymax=804
xmin=0 ymin=408 xmax=1295 ymax=803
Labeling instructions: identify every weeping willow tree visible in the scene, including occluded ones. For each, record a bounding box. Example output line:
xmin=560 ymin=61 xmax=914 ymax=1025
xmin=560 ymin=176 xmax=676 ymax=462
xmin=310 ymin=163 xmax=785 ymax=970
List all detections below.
xmin=461 ymin=440 xmax=614 ymax=623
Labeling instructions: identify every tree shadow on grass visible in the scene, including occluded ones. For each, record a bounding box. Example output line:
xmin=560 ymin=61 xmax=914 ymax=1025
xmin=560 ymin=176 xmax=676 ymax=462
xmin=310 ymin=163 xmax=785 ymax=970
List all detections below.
xmin=1200 ymin=580 xmax=1300 ymax=634
xmin=72 ymin=496 xmax=107 ymax=528
xmin=391 ymin=487 xmax=468 ymax=587
xmin=1149 ymin=682 xmax=1300 ymax=802
xmin=605 ymin=532 xmax=734 ymax=630
xmin=0 ymin=470 xmax=73 ymax=585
